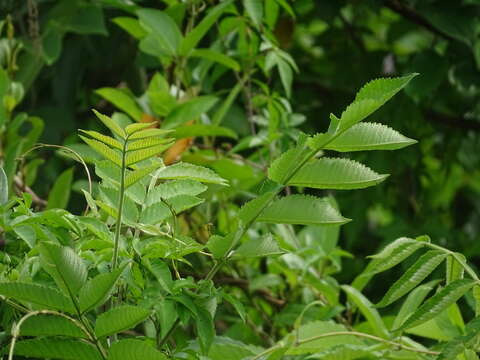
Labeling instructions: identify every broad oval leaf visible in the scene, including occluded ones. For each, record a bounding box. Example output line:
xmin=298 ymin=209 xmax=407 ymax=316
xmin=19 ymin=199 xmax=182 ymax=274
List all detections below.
xmin=325 ymin=123 xmax=417 ymax=152
xmin=39 ymin=242 xmax=88 ymax=298
xmin=233 ymin=233 xmax=283 ymax=258
xmin=257 ymin=195 xmax=350 ymax=226
xmin=20 ymin=314 xmax=87 ymax=338
xmin=95 ymin=305 xmax=151 ymax=338
xmin=0 ymin=282 xmax=74 ymax=312
xmin=287 ymin=158 xmax=388 ymax=190
xmin=395 ymin=279 xmax=476 ymax=331
xmin=146 ymin=179 xmax=207 ymax=205
xmin=163 ymin=96 xmax=218 ymax=129
xmin=79 ymin=265 xmax=126 ymax=313
xmin=238 ymin=191 xmax=276 ymax=227
xmin=376 ymin=250 xmax=448 ymax=308
xmin=341 ymin=285 xmax=390 ymax=338
xmin=173 ymin=124 xmax=237 ymax=139
xmin=137 ymin=8 xmax=182 ymax=57
xmin=108 ymin=339 xmax=167 ymax=360
xmin=14 ymin=338 xmax=102 ymax=360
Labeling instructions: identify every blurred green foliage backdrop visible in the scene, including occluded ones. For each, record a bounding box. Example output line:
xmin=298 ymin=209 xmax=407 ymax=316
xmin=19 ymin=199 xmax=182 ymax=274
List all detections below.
xmin=3 ymin=0 xmax=480 ymax=286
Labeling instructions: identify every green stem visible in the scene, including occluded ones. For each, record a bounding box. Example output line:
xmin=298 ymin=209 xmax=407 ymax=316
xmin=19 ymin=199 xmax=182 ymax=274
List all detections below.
xmin=206 ymin=130 xmax=345 ymax=281
xmin=425 ymin=242 xmax=479 ymax=281
xmin=112 ymin=140 xmax=128 ymax=270
xmin=250 ymin=331 xmax=440 ymax=360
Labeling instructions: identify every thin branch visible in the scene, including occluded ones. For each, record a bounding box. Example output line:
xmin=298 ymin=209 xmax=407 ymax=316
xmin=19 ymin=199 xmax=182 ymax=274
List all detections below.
xmin=383 ymin=0 xmax=456 ymax=42
xmin=251 ymin=331 xmax=440 ymax=360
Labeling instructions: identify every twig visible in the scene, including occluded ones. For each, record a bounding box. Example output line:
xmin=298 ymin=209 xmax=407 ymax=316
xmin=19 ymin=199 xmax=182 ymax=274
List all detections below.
xmin=383 ymin=0 xmax=456 ymax=42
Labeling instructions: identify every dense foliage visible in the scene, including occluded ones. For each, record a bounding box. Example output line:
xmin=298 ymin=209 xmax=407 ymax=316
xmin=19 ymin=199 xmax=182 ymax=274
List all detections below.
xmin=0 ymin=1 xmax=480 ymax=359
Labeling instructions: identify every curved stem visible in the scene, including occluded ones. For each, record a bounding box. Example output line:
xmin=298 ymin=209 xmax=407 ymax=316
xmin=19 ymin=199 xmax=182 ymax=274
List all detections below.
xmin=251 ymin=331 xmax=439 ymax=360
xmin=8 ymin=310 xmax=101 ymax=360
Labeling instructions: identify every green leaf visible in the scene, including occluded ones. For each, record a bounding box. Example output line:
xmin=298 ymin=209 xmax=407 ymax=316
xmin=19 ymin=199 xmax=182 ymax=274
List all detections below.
xmin=244 ymin=0 xmax=263 ymax=26
xmin=95 ymin=305 xmax=151 ymax=338
xmin=125 ymin=143 xmax=172 ymax=166
xmin=14 ymin=338 xmax=103 ymax=360
xmin=352 ymin=237 xmax=427 ymax=290
xmin=392 ymin=280 xmax=439 ymax=330
xmin=80 ymin=135 xmax=122 ymax=167
xmin=92 ymin=109 xmax=126 ymax=138
xmin=0 ymin=166 xmax=8 ymax=204
xmin=395 ymin=279 xmax=476 ymax=331
xmin=79 ymin=265 xmax=126 ymax=313
xmin=207 ymin=234 xmax=233 ymax=259
xmin=108 ymin=339 xmax=167 ymax=360
xmin=196 ymin=307 xmax=215 ymax=354
xmin=341 ymin=285 xmax=390 ymax=338
xmin=146 ymin=179 xmax=207 ymax=205
xmin=124 ymin=163 xmax=163 ymax=188
xmin=190 ymin=49 xmax=240 ymax=71
xmin=267 ymin=146 xmax=310 ymax=184
xmin=325 ymin=123 xmax=417 ymax=152
xmin=113 ymin=17 xmax=148 ymax=39
xmin=334 ymin=74 xmax=417 ymax=132
xmin=128 ymin=128 xmax=173 ymax=140
xmin=258 ymin=195 xmax=350 ymax=226
xmin=125 ymin=122 xmax=157 ymax=134
xmin=79 ymin=129 xmax=124 ymax=150
xmin=128 ymin=136 xmax=172 ymax=151
xmin=47 ymin=167 xmax=74 ymax=210
xmin=278 ymin=57 xmax=293 ymax=97
xmin=96 ymin=88 xmax=143 ymax=121
xmin=286 ymin=320 xmax=362 ymax=355
xmin=180 ymin=0 xmax=233 ymax=55
xmin=143 ymin=258 xmax=173 ymax=293
xmin=446 ymin=254 xmax=466 ymax=284
xmin=287 ymin=158 xmax=388 ymax=190
xmin=137 ymin=8 xmax=182 ymax=57
xmin=39 ymin=242 xmax=88 ymax=298
xmin=173 ymin=124 xmax=238 ymax=139
xmin=376 ymin=250 xmax=448 ymax=308
xmin=20 ymin=314 xmax=87 ymax=338
xmin=0 ymin=282 xmax=74 ymax=312
xmin=238 ymin=191 xmax=276 ymax=227
xmin=156 ymin=162 xmax=228 ymax=185
xmin=438 ymin=318 xmax=480 ymax=360
xmin=355 ymin=73 xmax=419 ymax=104
xmin=233 ymin=233 xmax=283 ymax=258
xmin=163 ymin=96 xmax=218 ymax=129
